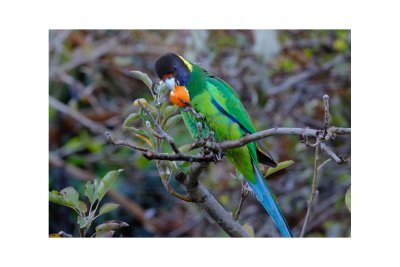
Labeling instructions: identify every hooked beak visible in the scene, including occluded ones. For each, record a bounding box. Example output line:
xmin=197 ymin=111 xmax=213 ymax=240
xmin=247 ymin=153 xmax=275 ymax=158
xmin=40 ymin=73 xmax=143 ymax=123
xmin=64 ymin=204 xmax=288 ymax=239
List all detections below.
xmin=162 ymin=73 xmax=176 ymax=91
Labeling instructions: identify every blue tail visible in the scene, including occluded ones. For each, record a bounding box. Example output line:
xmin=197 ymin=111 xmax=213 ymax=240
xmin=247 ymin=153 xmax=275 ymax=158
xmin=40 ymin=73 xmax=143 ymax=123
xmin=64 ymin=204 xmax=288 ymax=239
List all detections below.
xmin=248 ymin=158 xmax=293 ymax=237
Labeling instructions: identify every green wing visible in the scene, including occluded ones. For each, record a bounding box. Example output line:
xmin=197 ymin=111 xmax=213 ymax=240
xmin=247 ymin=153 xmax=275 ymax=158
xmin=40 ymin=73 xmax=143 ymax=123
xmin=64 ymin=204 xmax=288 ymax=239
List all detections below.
xmin=203 ymin=68 xmax=277 ymax=167
xmin=180 ymin=108 xmax=210 ymax=139
xmin=205 ymin=73 xmax=257 ymax=135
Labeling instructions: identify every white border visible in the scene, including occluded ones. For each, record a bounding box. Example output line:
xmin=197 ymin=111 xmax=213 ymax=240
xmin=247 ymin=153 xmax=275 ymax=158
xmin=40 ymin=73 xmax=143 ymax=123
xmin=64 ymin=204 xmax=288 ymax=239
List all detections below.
xmin=2 ymin=0 xmax=399 ymax=266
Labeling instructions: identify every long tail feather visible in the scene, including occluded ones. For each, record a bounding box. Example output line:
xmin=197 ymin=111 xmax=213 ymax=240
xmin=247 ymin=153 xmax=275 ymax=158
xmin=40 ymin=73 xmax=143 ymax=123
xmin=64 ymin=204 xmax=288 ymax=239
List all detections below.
xmin=248 ymin=157 xmax=293 ymax=237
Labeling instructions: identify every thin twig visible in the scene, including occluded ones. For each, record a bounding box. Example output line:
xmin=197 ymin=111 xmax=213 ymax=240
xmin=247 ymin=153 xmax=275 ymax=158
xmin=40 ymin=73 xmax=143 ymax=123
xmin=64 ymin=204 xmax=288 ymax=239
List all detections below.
xmin=318 ymin=159 xmax=331 ymax=171
xmin=300 ymin=144 xmax=320 ymax=237
xmin=322 ymin=95 xmax=330 ymax=138
xmin=105 ymin=132 xmax=148 ymax=152
xmin=320 ymin=142 xmax=346 ymax=164
xmin=161 ymin=178 xmax=193 ymax=202
xmin=234 ymin=183 xmax=250 ymax=221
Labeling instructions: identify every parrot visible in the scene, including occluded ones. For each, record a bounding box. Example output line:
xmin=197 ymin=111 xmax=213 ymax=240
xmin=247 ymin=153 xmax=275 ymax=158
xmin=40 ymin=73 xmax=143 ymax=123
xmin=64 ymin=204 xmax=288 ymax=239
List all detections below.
xmin=154 ymin=53 xmax=292 ymax=237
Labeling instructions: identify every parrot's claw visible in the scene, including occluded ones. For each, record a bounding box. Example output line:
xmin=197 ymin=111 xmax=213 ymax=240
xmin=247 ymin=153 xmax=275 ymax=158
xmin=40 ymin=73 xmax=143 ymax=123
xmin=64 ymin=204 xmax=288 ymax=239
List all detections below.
xmin=212 ymin=148 xmax=224 ymax=163
xmin=183 ymin=105 xmax=205 ymax=119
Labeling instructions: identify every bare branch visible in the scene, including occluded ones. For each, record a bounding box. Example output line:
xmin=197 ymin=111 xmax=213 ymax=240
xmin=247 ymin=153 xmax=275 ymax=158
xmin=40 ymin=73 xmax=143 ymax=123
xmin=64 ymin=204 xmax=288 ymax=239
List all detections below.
xmin=105 ymin=132 xmax=148 ymax=152
xmin=299 ymin=94 xmax=348 ymax=236
xmin=266 ymin=55 xmax=345 ymax=96
xmin=322 ymin=94 xmax=330 ymax=138
xmin=329 ymin=127 xmax=351 ymax=135
xmin=300 ymin=144 xmax=320 ymax=237
xmin=219 ymin=127 xmax=320 ymax=150
xmin=177 ymin=163 xmax=251 ymax=237
xmin=320 ymin=142 xmax=347 ymax=164
xmin=234 ymin=182 xmax=251 ymax=221
xmin=50 ymin=38 xmax=118 ymax=79
xmin=49 ymin=95 xmax=108 ymax=134
xmin=143 ymin=150 xmax=215 ymax=162
xmin=107 ymin=125 xmax=350 ymax=164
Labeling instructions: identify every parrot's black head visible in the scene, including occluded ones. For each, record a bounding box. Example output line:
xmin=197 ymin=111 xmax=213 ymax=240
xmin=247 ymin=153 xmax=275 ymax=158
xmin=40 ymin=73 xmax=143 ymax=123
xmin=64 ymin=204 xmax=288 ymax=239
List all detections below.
xmin=155 ymin=53 xmax=192 ymax=87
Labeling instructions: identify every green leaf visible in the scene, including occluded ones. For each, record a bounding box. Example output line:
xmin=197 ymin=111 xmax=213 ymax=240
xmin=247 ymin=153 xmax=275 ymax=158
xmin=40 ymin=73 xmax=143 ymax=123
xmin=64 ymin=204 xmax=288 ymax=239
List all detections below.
xmin=96 ymin=169 xmax=124 ymax=202
xmin=78 ymin=216 xmax=94 ymax=230
xmin=123 ymin=111 xmax=153 ymax=140
xmin=84 ymin=181 xmax=96 ymax=204
xmin=79 ymin=201 xmax=88 ymax=214
xmin=95 ymin=220 xmax=129 ymax=232
xmin=163 ymin=105 xmax=177 ymax=119
xmin=168 ymin=161 xmax=178 ymax=172
xmin=266 ymin=160 xmax=294 ymax=177
xmin=123 ymin=112 xmax=140 ymax=128
xmin=140 ymin=108 xmax=155 ymax=128
xmin=77 ymin=216 xmax=88 ymax=229
xmin=124 ymin=126 xmax=150 ymax=138
xmin=164 ymin=114 xmax=182 ymax=131
xmin=345 ymin=187 xmax=351 ymax=212
xmin=159 ymin=171 xmax=168 ymax=181
xmin=133 ymin=98 xmax=149 ymax=107
xmin=130 ymin=71 xmax=153 ymax=90
xmin=99 ymin=202 xmax=120 ymax=216
xmin=179 ymin=161 xmax=190 ymax=168
xmin=49 ymin=191 xmax=75 ymax=209
xmin=60 ymin=186 xmax=80 ymax=207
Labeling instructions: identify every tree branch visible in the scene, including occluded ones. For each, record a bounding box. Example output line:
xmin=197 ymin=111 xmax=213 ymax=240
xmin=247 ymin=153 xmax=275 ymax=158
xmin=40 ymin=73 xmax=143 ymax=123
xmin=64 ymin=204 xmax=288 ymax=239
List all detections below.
xmin=49 ymin=95 xmax=109 ymax=135
xmin=234 ymin=182 xmax=251 ymax=221
xmin=300 ymin=145 xmax=320 ymax=237
xmin=266 ymin=54 xmax=346 ymax=96
xmin=107 ymin=125 xmax=350 ymax=165
xmin=176 ymin=163 xmax=251 ymax=237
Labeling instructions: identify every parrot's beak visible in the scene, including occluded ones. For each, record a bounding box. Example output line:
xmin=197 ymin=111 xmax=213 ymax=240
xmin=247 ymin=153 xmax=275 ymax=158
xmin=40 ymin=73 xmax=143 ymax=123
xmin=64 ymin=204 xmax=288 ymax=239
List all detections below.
xmin=162 ymin=73 xmax=176 ymax=91
xmin=164 ymin=77 xmax=176 ymax=91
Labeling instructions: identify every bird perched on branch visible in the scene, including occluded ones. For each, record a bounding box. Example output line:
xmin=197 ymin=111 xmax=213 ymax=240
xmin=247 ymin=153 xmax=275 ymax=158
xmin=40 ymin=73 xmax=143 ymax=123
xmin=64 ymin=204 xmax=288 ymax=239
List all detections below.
xmin=155 ymin=53 xmax=292 ymax=237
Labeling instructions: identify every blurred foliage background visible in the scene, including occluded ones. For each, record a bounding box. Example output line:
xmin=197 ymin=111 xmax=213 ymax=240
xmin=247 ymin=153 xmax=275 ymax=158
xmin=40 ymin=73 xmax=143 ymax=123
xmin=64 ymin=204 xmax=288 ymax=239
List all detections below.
xmin=49 ymin=30 xmax=350 ymax=237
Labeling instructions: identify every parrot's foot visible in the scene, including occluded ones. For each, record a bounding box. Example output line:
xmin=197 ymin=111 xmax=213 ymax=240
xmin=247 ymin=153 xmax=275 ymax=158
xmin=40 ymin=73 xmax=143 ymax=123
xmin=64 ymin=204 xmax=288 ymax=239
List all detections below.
xmin=183 ymin=105 xmax=205 ymax=119
xmin=212 ymin=150 xmax=224 ymax=163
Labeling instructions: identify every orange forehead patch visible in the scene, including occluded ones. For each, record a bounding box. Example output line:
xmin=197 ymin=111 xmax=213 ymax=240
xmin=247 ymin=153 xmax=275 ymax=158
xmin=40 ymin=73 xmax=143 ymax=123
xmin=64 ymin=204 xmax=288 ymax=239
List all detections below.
xmin=170 ymin=86 xmax=190 ymax=107
xmin=162 ymin=73 xmax=174 ymax=80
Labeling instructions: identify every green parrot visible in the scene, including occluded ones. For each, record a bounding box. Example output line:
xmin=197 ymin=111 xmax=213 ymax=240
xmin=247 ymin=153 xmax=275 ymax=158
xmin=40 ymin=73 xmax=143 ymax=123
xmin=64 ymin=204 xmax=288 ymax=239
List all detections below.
xmin=155 ymin=53 xmax=292 ymax=237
